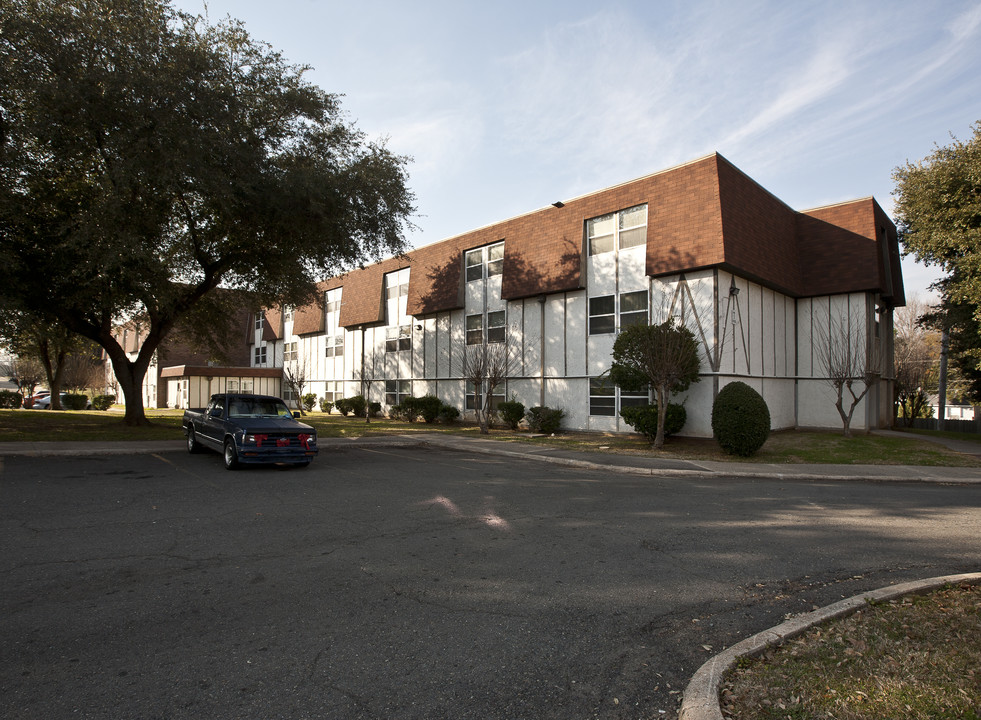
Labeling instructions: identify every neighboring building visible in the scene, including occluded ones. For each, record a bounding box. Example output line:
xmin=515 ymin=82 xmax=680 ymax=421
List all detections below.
xmin=106 ymin=310 xmax=261 ymax=409
xmin=239 ymin=153 xmax=903 ymax=437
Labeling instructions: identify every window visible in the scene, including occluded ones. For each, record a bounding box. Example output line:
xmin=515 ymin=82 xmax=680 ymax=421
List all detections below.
xmin=284 ymin=342 xmax=297 ymax=363
xmin=254 ymin=345 xmax=267 ymax=366
xmin=466 ymin=314 xmax=483 ymax=345
xmin=465 ymin=241 xmax=504 ymax=282
xmin=588 ymin=291 xmax=648 ymax=335
xmin=325 ymin=334 xmax=344 ymax=358
xmin=283 ymin=306 xmax=293 ymax=321
xmin=325 ymin=289 xmax=342 ymax=315
xmin=386 ymin=325 xmax=411 ymax=352
xmin=588 ymin=295 xmax=616 ymax=334
xmin=466 ymin=380 xmax=504 ymax=412
xmin=385 ymin=268 xmax=409 ymax=299
xmin=487 ymin=311 xmax=506 ymax=343
xmin=587 ymin=204 xmax=648 ymax=255
xmin=589 ymin=377 xmax=616 ymax=416
xmin=385 ymin=379 xmax=411 ymax=406
xmin=323 ymin=381 xmax=342 ymax=403
xmin=619 ymin=290 xmax=648 ymax=328
xmin=254 ymin=314 xmax=264 ymax=331
xmin=589 ymin=377 xmax=650 ymax=416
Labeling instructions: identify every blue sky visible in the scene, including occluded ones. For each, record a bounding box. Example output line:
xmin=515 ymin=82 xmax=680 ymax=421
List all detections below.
xmin=173 ymin=0 xmax=981 ymax=302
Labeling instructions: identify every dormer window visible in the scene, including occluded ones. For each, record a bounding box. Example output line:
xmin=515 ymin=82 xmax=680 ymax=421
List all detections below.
xmin=465 ymin=241 xmax=504 ymax=282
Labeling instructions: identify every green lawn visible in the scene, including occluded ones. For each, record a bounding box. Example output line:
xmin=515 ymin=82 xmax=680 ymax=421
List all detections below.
xmin=2 ymin=408 xmax=980 ymax=467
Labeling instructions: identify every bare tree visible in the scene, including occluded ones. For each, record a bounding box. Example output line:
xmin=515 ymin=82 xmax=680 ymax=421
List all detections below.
xmin=60 ymin=343 xmax=105 ymax=393
xmin=1 ymin=354 xmax=45 ymax=402
xmin=282 ymin=358 xmax=309 ymax=415
xmin=817 ymin=313 xmax=883 ymax=437
xmin=460 ymin=334 xmax=520 ymax=434
xmin=354 ymin=360 xmax=376 ymax=424
xmin=893 ymin=295 xmax=940 ymax=425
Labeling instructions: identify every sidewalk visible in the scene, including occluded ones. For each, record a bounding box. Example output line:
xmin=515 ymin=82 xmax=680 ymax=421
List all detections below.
xmin=3 ymin=431 xmax=981 ymax=484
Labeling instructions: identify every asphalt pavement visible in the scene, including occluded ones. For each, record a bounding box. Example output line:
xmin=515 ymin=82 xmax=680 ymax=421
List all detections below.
xmin=3 ymin=429 xmax=980 ymax=484
xmin=3 ymin=430 xmax=980 ymax=719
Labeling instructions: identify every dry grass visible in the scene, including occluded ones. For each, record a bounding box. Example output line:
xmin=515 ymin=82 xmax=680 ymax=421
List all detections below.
xmin=723 ymin=583 xmax=981 ymax=719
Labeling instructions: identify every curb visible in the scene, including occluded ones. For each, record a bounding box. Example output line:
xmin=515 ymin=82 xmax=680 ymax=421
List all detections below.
xmin=678 ymin=572 xmax=981 ymax=720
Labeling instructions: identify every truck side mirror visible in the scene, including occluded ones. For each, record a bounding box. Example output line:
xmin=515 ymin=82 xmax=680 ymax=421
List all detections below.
xmin=293 ymin=411 xmax=302 ymax=419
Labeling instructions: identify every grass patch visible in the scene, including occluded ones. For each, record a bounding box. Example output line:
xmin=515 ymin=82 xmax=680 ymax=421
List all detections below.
xmin=0 ymin=408 xmax=184 ymax=442
xmin=722 ymin=583 xmax=981 ymax=719
xmin=2 ymin=409 xmax=980 ymax=467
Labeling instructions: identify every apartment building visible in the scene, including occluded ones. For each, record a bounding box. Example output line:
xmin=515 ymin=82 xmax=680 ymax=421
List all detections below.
xmin=237 ymin=152 xmax=903 ymax=436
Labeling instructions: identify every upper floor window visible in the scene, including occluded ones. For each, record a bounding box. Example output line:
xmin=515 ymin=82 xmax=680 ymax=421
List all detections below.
xmin=588 ymin=290 xmax=648 ymax=335
xmin=325 ymin=288 xmax=342 ymax=315
xmin=465 ymin=241 xmax=504 ymax=282
xmin=325 ymin=334 xmax=344 ymax=358
xmin=283 ymin=306 xmax=293 ymax=321
xmin=587 ymin=204 xmax=648 ymax=256
xmin=386 ymin=325 xmax=411 ymax=352
xmin=466 ymin=314 xmax=483 ymax=345
xmin=254 ymin=344 xmax=267 ymax=366
xmin=254 ymin=314 xmax=264 ymax=331
xmin=284 ymin=341 xmax=298 ymax=363
xmin=385 ymin=268 xmax=410 ymax=299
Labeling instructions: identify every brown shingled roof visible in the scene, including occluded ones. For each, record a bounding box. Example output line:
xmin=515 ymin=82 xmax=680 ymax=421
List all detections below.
xmin=284 ymin=153 xmax=903 ymax=330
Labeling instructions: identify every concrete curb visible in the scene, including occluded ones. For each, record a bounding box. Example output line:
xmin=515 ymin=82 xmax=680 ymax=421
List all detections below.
xmin=678 ymin=572 xmax=981 ymax=720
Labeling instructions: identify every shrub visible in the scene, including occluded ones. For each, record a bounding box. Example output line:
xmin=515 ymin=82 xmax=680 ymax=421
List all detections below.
xmin=320 ymin=398 xmax=334 ymax=414
xmin=368 ymin=401 xmax=381 ymax=418
xmin=525 ymin=406 xmax=564 ymax=434
xmin=416 ymin=395 xmax=443 ymax=424
xmin=498 ymin=400 xmax=525 ymax=430
xmin=91 ymin=394 xmax=116 ymax=411
xmin=0 ymin=390 xmax=23 ymax=409
xmin=347 ymin=395 xmax=367 ymax=418
xmin=389 ymin=402 xmax=414 ymax=422
xmin=438 ymin=403 xmax=460 ymax=424
xmin=302 ymin=393 xmax=317 ymax=412
xmin=620 ymin=403 xmax=686 ymax=442
xmin=334 ymin=398 xmax=352 ymax=416
xmin=62 ymin=393 xmax=89 ymax=410
xmin=712 ymin=381 xmax=770 ymax=456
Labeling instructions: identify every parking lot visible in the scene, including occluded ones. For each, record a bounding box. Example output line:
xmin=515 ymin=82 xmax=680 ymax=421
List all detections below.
xmin=3 ymin=445 xmax=980 ymax=719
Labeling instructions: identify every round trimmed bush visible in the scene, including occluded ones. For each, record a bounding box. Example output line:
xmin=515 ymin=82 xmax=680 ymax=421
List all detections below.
xmin=712 ymin=382 xmax=770 ymax=456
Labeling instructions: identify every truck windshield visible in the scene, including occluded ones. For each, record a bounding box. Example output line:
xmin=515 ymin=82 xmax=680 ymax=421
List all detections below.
xmin=228 ymin=399 xmax=293 ymax=418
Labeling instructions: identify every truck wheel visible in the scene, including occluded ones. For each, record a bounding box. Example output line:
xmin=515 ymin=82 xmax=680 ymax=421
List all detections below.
xmin=186 ymin=427 xmax=202 ymax=454
xmin=223 ymin=440 xmax=240 ymax=470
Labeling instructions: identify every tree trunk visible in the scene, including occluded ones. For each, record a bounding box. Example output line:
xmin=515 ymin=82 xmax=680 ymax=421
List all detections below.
xmin=653 ymin=385 xmax=667 ymax=449
xmin=101 ymin=334 xmax=155 ymax=426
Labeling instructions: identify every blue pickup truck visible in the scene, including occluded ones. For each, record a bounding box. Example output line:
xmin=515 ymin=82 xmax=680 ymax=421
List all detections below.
xmin=183 ymin=393 xmax=318 ymax=470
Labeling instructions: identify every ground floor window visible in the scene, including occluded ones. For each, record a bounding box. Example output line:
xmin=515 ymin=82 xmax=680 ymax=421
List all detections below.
xmin=385 ymin=379 xmax=411 ymax=406
xmin=323 ymin=381 xmax=342 ymax=403
xmin=589 ymin=376 xmax=650 ymax=416
xmin=466 ymin=380 xmax=505 ymax=412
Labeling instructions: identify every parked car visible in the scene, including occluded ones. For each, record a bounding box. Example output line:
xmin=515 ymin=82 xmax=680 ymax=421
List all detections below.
xmin=33 ymin=393 xmax=92 ymax=410
xmin=24 ymin=390 xmax=50 ymax=408
xmin=183 ymin=393 xmax=318 ymax=470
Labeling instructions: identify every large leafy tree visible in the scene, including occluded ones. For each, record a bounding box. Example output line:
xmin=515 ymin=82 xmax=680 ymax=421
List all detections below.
xmin=0 ymin=0 xmax=415 ymax=424
xmin=893 ymin=122 xmax=981 ymax=401
xmin=609 ymin=321 xmax=701 ymax=449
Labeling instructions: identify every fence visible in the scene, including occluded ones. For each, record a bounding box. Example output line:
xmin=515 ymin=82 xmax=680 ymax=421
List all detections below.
xmin=906 ymin=417 xmax=981 ymax=434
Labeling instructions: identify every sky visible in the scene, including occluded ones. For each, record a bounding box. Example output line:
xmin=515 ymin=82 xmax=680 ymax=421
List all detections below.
xmin=172 ymin=0 xmax=981 ymax=303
